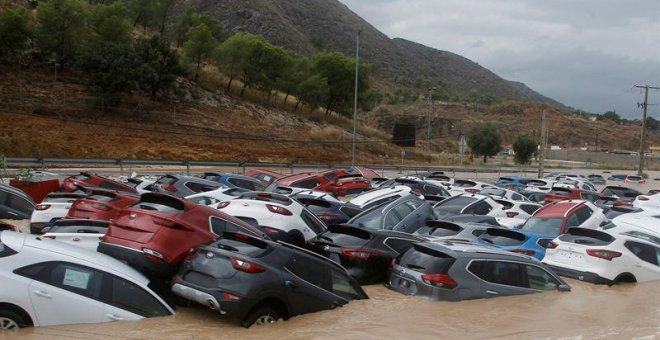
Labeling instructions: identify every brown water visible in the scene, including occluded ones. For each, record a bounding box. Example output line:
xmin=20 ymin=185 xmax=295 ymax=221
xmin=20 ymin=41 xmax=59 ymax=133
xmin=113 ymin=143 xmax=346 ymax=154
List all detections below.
xmin=1 ymin=280 xmax=658 ymax=340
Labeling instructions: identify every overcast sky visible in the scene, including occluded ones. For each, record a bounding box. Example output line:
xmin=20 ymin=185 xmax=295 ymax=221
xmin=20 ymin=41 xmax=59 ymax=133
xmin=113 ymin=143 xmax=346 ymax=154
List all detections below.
xmin=338 ymin=0 xmax=660 ymax=118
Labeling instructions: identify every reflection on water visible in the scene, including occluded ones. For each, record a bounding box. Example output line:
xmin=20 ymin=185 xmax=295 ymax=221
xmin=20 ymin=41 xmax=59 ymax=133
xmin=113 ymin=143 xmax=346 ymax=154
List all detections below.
xmin=4 ymin=280 xmax=659 ymax=340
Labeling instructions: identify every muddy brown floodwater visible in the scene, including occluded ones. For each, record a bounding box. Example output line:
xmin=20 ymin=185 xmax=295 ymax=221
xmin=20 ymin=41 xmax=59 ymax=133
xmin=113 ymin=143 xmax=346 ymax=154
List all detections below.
xmin=1 ymin=280 xmax=658 ymax=340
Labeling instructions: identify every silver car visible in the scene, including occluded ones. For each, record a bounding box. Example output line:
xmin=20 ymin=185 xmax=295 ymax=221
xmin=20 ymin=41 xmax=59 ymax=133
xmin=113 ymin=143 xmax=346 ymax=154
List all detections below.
xmin=388 ymin=241 xmax=570 ymax=301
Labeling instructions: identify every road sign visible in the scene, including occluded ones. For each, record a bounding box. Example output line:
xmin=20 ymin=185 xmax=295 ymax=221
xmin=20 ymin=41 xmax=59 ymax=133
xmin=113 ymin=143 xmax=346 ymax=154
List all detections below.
xmin=459 ymin=136 xmax=467 ymax=155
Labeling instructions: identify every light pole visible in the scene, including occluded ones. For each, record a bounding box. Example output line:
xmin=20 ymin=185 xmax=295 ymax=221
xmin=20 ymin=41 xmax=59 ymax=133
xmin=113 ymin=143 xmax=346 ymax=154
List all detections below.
xmin=427 ymin=87 xmax=435 ymax=153
xmin=351 ymin=30 xmax=361 ymax=167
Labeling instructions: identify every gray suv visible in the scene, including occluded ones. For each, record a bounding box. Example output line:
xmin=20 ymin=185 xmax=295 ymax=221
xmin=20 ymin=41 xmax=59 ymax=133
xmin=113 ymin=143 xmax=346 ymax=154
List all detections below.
xmin=388 ymin=241 xmax=570 ymax=301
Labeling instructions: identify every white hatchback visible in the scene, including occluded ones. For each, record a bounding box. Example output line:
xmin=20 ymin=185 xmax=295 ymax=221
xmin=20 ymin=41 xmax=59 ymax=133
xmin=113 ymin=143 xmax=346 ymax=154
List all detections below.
xmin=29 ymin=193 xmax=86 ymax=234
xmin=0 ymin=231 xmax=173 ymax=330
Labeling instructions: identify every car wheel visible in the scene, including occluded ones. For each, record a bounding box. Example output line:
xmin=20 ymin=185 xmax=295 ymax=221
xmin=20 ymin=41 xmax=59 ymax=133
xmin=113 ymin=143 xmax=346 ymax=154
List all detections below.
xmin=0 ymin=310 xmax=27 ymax=330
xmin=241 ymin=307 xmax=280 ymax=328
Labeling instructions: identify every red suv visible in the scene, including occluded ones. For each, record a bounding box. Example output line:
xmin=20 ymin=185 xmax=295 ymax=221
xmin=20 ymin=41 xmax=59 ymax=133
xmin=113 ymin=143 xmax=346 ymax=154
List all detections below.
xmin=244 ymin=168 xmax=284 ymax=185
xmin=98 ymin=193 xmax=266 ymax=278
xmin=61 ymin=172 xmax=137 ymax=193
xmin=275 ymin=170 xmax=372 ymax=196
xmin=544 ymin=187 xmax=602 ymax=204
xmin=65 ymin=190 xmax=139 ymax=221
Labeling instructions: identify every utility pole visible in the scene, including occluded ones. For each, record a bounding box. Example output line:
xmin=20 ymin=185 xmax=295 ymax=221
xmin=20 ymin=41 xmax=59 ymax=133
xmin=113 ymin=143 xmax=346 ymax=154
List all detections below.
xmin=351 ymin=30 xmax=361 ymax=167
xmin=634 ymin=85 xmax=660 ymax=176
xmin=427 ymin=87 xmax=435 ymax=153
xmin=537 ymin=109 xmax=548 ymax=178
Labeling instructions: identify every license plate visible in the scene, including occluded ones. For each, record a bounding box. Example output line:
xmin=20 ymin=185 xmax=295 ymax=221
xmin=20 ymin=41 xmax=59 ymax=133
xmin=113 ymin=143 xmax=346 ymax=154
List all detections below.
xmin=557 ymin=250 xmax=585 ymax=262
xmin=399 ymin=279 xmax=410 ymax=288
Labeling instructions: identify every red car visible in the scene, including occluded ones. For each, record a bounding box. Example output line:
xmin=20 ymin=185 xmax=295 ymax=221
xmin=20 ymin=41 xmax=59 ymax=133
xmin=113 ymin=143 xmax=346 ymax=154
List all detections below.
xmin=544 ymin=187 xmax=603 ymax=204
xmin=520 ymin=200 xmax=607 ymax=236
xmin=244 ymin=168 xmax=284 ymax=186
xmin=61 ymin=172 xmax=137 ymax=193
xmin=275 ymin=170 xmax=372 ymax=196
xmin=98 ymin=193 xmax=265 ymax=278
xmin=65 ymin=190 xmax=140 ymax=221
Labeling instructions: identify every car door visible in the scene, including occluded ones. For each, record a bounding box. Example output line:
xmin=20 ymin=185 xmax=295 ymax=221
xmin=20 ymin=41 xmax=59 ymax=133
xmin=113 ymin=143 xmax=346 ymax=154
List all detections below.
xmin=283 ymin=255 xmax=346 ymax=316
xmin=101 ymin=274 xmax=172 ymax=321
xmin=18 ymin=262 xmax=105 ymax=326
xmin=467 ymin=260 xmax=536 ymax=298
xmin=623 ymin=241 xmax=660 ymax=282
xmin=0 ymin=190 xmax=34 ymax=220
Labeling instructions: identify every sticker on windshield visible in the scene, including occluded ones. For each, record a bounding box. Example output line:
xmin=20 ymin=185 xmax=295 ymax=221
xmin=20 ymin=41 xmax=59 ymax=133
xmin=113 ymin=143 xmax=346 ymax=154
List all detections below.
xmin=63 ymin=268 xmax=91 ymax=290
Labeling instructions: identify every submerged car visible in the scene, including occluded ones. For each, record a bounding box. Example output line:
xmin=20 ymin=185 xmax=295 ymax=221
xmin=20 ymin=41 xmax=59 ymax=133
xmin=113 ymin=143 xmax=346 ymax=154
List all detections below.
xmin=30 ymin=192 xmax=86 ymax=234
xmin=60 ymin=173 xmax=136 ymax=194
xmin=0 ymin=231 xmax=174 ymax=329
xmin=41 ymin=219 xmax=109 ymax=251
xmin=65 ymin=190 xmax=139 ymax=221
xmin=388 ymin=241 xmax=570 ymax=301
xmin=475 ymin=228 xmax=555 ymax=261
xmin=172 ymin=232 xmax=368 ymax=328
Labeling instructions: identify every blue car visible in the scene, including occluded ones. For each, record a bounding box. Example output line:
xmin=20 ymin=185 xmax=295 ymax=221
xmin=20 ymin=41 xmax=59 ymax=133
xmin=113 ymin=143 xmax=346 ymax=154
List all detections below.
xmin=201 ymin=172 xmax=266 ymax=192
xmin=494 ymin=176 xmax=532 ymax=190
xmin=474 ymin=228 xmax=556 ymax=261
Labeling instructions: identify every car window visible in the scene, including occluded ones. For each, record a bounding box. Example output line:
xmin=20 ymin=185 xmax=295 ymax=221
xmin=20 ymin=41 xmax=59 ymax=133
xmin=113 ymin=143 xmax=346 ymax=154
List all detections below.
xmin=523 ymin=217 xmax=563 ymax=235
xmin=323 ymin=173 xmax=337 ymax=181
xmin=300 ymin=209 xmax=326 ymax=234
xmin=434 ymin=196 xmax=478 ymax=215
xmin=393 ymin=201 xmax=415 ymax=218
xmin=187 ymin=196 xmax=215 ymax=205
xmin=257 ymin=174 xmax=274 ymax=184
xmin=398 ymin=245 xmax=455 ymax=274
xmin=464 ymin=201 xmax=492 ymax=215
xmin=574 ymin=207 xmax=593 ymax=224
xmin=45 ymin=262 xmax=104 ymax=300
xmin=384 ymin=237 xmax=416 ymax=254
xmin=624 ymin=241 xmax=659 ymax=266
xmin=294 ymin=179 xmax=321 ymax=189
xmin=383 ymin=209 xmax=403 ymax=230
xmin=511 ymin=193 xmax=523 ymax=201
xmin=580 ymin=193 xmax=597 ymax=202
xmin=565 ymin=213 xmax=580 ymax=229
xmin=423 ymin=185 xmax=446 ymax=196
xmin=210 ymin=217 xmax=248 ymax=235
xmin=98 ymin=181 xmax=128 ymax=191
xmin=105 ymin=276 xmax=170 ymax=317
xmin=520 ymin=204 xmax=540 ymax=215
xmin=6 ymin=195 xmax=34 ymax=215
xmin=155 ymin=176 xmax=177 ymax=185
xmin=185 ymin=182 xmax=217 ymax=193
xmin=330 ymin=270 xmax=361 ymax=300
xmin=525 ymin=265 xmax=560 ymax=290
xmin=286 ymin=256 xmax=327 ymax=288
xmin=468 ymin=260 xmax=526 ymax=288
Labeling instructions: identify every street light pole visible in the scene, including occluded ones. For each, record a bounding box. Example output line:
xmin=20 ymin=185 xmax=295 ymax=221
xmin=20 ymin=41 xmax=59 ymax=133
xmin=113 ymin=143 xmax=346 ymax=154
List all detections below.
xmin=351 ymin=30 xmax=361 ymax=167
xmin=427 ymin=87 xmax=435 ymax=153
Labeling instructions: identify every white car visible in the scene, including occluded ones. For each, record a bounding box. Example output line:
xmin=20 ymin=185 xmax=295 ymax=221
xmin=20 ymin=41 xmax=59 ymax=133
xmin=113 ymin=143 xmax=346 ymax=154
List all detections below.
xmin=0 ymin=231 xmax=173 ymax=330
xmin=217 ymin=192 xmax=327 ymax=244
xmin=479 ymin=187 xmax=529 ymax=201
xmin=126 ymin=177 xmax=156 ymax=194
xmin=449 ymin=179 xmax=495 ymax=195
xmin=41 ymin=220 xmax=109 ymax=252
xmin=342 ymin=186 xmax=415 ymax=217
xmin=493 ymin=199 xmax=542 ymax=220
xmin=543 ymin=228 xmax=660 ymax=285
xmin=603 ymin=214 xmax=660 ymax=235
xmin=632 ymin=193 xmax=660 ymax=210
xmin=524 ymin=179 xmax=558 ymax=193
xmin=288 ymin=190 xmax=343 ymax=203
xmin=29 ymin=193 xmax=86 ymax=234
xmin=185 ymin=187 xmax=244 ymax=208
xmin=433 ymin=193 xmax=507 ymax=220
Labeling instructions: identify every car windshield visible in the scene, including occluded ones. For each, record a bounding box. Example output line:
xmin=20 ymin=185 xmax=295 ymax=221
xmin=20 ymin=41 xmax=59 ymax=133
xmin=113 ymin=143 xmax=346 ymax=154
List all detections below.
xmin=481 ymin=188 xmax=506 ymax=197
xmin=523 ymin=217 xmax=563 ymax=235
xmin=349 ymin=207 xmax=384 ymax=230
xmin=433 ymin=196 xmax=477 ymax=216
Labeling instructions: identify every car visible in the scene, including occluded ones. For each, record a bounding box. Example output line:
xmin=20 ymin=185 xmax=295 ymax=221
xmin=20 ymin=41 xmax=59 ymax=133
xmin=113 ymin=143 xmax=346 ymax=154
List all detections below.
xmin=603 ymin=214 xmax=660 ymax=235
xmin=387 ymin=241 xmax=570 ymax=301
xmin=648 ymin=189 xmax=660 ymax=195
xmin=341 ymin=185 xmax=416 ymax=218
xmin=587 ymin=174 xmax=606 ymax=185
xmin=65 ymin=190 xmax=140 ymax=221
xmin=287 ymin=189 xmax=343 ymax=203
xmin=624 ymin=175 xmax=645 ymax=184
xmin=171 ymin=231 xmax=368 ymax=328
xmin=0 ymin=184 xmax=35 ymax=221
xmin=449 ymin=180 xmax=495 ymax=195
xmin=60 ymin=173 xmax=137 ymax=194
xmin=125 ymin=177 xmax=156 ymax=194
xmin=523 ymin=179 xmax=557 ymax=193
xmin=493 ymin=199 xmax=541 ymax=219
xmin=290 ymin=194 xmax=350 ymax=226
xmin=0 ymin=231 xmax=174 ymax=329
xmin=521 ymin=191 xmax=546 ymax=204
xmin=413 ymin=220 xmax=496 ymax=243
xmin=475 ymin=228 xmax=556 ymax=260
xmin=217 ymin=192 xmax=327 ymax=246
xmin=0 ymin=222 xmax=20 ymax=232
xmin=631 ymin=193 xmax=660 ymax=211
xmin=201 ymin=172 xmax=267 ymax=192
xmin=376 ymin=177 xmax=450 ymax=202
xmin=273 ymin=171 xmax=372 ymax=197
xmin=479 ymin=187 xmax=528 ymax=201
xmin=41 ymin=219 xmax=109 ymax=251
xmin=494 ymin=176 xmax=533 ymax=190
xmin=543 ymin=187 xmax=603 ymax=205
xmin=520 ymin=200 xmax=608 ymax=235
xmin=432 ymin=194 xmax=506 ymax=221
xmin=266 ymin=185 xmax=339 ymax=199
xmin=347 ymin=194 xmax=434 ymax=234
xmin=607 ymin=174 xmax=628 ymax=182
xmin=29 ymin=192 xmax=86 ymax=234
xmin=601 ymin=186 xmax=643 ymax=204
xmin=552 ymin=179 xmax=598 ymax=192
xmin=543 ymin=228 xmax=660 ymax=285
xmin=185 ymin=187 xmax=245 ymax=208
xmin=98 ymin=193 xmax=265 ymax=278
xmin=244 ymin=168 xmax=284 ymax=186
xmin=308 ymin=223 xmax=426 ymax=284
xmin=151 ymin=174 xmax=222 ymax=198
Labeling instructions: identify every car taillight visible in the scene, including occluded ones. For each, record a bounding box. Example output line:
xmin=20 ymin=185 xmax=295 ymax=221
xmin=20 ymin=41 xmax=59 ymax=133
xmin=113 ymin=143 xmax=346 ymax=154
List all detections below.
xmin=586 ymin=249 xmax=622 ymax=261
xmin=316 ymin=214 xmax=336 ymax=222
xmin=266 ymin=204 xmax=292 ymax=216
xmin=421 ymin=274 xmax=457 ymax=289
xmin=151 ymin=216 xmax=187 ymax=230
xmin=389 ymin=258 xmax=396 ymax=268
xmin=546 ymin=241 xmax=559 ymax=249
xmin=231 ymin=257 xmax=266 ymax=273
xmin=465 ymin=188 xmax=479 ymax=193
xmin=262 ymin=226 xmax=282 ymax=234
xmin=508 ymin=249 xmax=536 ymax=256
xmin=341 ymin=248 xmax=381 ymax=260
xmin=163 ymin=184 xmax=177 ymax=192
xmin=217 ymin=201 xmax=230 ymax=209
xmin=35 ymin=204 xmax=51 ymax=211
xmin=638 ymin=196 xmax=650 ymax=201
xmin=222 ymin=292 xmax=240 ymax=301
xmin=92 ymin=203 xmax=111 ymax=211
xmin=506 ymin=211 xmax=519 ymax=218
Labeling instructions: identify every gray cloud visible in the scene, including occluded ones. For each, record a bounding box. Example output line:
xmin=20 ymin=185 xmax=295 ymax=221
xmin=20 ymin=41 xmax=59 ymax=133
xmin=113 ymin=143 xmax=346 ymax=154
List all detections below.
xmin=338 ymin=0 xmax=660 ymax=118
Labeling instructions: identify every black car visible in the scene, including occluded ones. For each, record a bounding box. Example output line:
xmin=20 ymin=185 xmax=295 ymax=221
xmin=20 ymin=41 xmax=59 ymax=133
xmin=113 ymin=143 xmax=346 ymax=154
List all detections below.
xmin=291 ymin=195 xmax=350 ymax=226
xmin=377 ymin=177 xmax=450 ymax=202
xmin=172 ymin=232 xmax=368 ymax=327
xmin=0 ymin=184 xmax=35 ymax=220
xmin=308 ymin=224 xmax=426 ymax=284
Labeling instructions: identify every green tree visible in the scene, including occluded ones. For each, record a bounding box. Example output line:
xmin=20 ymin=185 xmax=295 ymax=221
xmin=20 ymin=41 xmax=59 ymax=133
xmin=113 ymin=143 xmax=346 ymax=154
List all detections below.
xmin=0 ymin=7 xmax=34 ymax=63
xmin=174 ymin=8 xmax=223 ymax=47
xmin=182 ymin=23 xmax=217 ymax=79
xmin=154 ymin=0 xmax=176 ymax=37
xmin=132 ymin=36 xmax=185 ymax=97
xmin=646 ymin=116 xmax=659 ymax=132
xmin=603 ymin=110 xmax=621 ymax=124
xmin=297 ymin=74 xmax=329 ymax=113
xmin=36 ymin=0 xmax=90 ymax=68
xmin=312 ymin=51 xmax=371 ymax=117
xmin=277 ymin=58 xmax=312 ymax=105
xmin=467 ymin=124 xmax=502 ymax=163
xmin=127 ymin=0 xmax=153 ymax=32
xmin=512 ymin=134 xmax=537 ymax=165
xmin=215 ymin=33 xmax=273 ymax=97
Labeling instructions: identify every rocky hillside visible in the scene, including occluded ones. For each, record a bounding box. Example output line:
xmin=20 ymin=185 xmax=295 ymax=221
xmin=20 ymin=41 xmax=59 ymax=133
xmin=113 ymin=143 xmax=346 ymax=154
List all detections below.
xmin=176 ymin=0 xmax=561 ymax=105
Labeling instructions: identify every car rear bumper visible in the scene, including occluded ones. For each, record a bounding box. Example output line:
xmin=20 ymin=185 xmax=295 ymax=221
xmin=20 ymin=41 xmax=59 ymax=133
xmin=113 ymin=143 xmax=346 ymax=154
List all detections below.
xmin=171 ymin=278 xmax=251 ymax=321
xmin=172 ymin=283 xmax=225 ymax=315
xmin=545 ymin=264 xmax=614 ymax=285
xmin=97 ymin=242 xmax=176 ymax=278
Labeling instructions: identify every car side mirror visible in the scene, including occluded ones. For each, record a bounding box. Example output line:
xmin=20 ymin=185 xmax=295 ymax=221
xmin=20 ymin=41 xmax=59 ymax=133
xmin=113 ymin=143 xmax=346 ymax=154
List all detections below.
xmin=558 ymin=283 xmax=571 ymax=292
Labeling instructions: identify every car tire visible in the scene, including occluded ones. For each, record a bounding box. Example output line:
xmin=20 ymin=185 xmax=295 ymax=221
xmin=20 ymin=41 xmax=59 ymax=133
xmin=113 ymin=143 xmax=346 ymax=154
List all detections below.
xmin=0 ymin=310 xmax=28 ymax=330
xmin=241 ymin=307 xmax=280 ymax=328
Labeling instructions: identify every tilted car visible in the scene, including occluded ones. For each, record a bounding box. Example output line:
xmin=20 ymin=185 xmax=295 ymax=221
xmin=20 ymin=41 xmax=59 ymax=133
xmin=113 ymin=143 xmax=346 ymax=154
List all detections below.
xmin=151 ymin=175 xmax=222 ymax=198
xmin=543 ymin=187 xmax=603 ymax=205
xmin=41 ymin=219 xmax=109 ymax=252
xmin=65 ymin=190 xmax=139 ymax=221
xmin=520 ymin=200 xmax=608 ymax=235
xmin=448 ymin=180 xmax=495 ymax=195
xmin=244 ymin=168 xmax=284 ymax=186
xmin=413 ymin=220 xmax=496 ymax=243
xmin=493 ymin=199 xmax=542 ymax=220
xmin=0 ymin=184 xmax=35 ymax=221
xmin=523 ymin=179 xmax=557 ymax=193
xmin=432 ymin=194 xmax=506 ymax=221
xmin=601 ymin=186 xmax=642 ymax=202
xmin=30 ymin=192 xmax=86 ymax=234
xmin=185 ymin=187 xmax=244 ymax=208
xmin=341 ymin=185 xmax=415 ymax=218
xmin=388 ymin=241 xmax=570 ymax=301
xmin=60 ymin=173 xmax=136 ymax=194
xmin=172 ymin=232 xmax=368 ymax=328
xmin=98 ymin=193 xmax=265 ymax=278
xmin=201 ymin=172 xmax=266 ymax=192
xmin=273 ymin=171 xmax=371 ymax=197
xmin=0 ymin=231 xmax=173 ymax=330
xmin=376 ymin=177 xmax=450 ymax=202
xmin=475 ymin=228 xmax=556 ymax=261
xmin=494 ymin=176 xmax=533 ymax=190
xmin=543 ymin=228 xmax=660 ymax=285
xmin=348 ymin=194 xmax=434 ymax=234
xmin=479 ymin=187 xmax=529 ymax=202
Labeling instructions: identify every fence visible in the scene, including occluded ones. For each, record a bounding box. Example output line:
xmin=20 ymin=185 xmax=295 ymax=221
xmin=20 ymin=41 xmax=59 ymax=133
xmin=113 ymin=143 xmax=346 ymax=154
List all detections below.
xmin=545 ymin=150 xmax=660 ymax=169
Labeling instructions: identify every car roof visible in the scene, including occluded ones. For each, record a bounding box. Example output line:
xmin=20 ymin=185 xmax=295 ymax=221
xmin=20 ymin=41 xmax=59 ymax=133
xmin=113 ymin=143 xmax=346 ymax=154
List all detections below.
xmin=347 ymin=185 xmax=412 ymax=206
xmin=533 ymin=201 xmax=584 ymax=217
xmin=416 ymin=240 xmax=535 ymax=261
xmin=275 ymin=172 xmax=318 ymax=185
